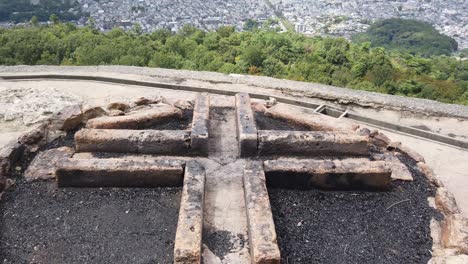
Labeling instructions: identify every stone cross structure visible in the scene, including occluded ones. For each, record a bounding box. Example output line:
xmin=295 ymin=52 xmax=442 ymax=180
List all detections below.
xmin=30 ymin=92 xmax=395 ymax=264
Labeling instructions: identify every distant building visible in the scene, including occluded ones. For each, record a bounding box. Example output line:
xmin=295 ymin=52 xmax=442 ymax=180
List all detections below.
xmin=295 ymin=23 xmax=305 ymax=33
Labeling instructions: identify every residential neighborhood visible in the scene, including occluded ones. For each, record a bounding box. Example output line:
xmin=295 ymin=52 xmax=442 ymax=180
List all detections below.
xmin=271 ymin=0 xmax=468 ymax=48
xmin=77 ymin=0 xmax=275 ymax=32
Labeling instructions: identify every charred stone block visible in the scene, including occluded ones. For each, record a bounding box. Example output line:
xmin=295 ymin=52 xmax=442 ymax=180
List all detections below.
xmin=86 ymin=105 xmax=183 ymax=129
xmin=75 ymin=129 xmax=191 ymax=155
xmin=263 ymin=158 xmax=391 ymax=190
xmin=174 ymin=161 xmax=206 ymax=264
xmin=243 ymin=161 xmax=281 ymax=264
xmin=264 ymin=103 xmax=359 ymax=131
xmin=258 ymin=130 xmax=369 ymax=156
xmin=25 ymin=147 xmax=74 ymax=182
xmin=0 ymin=140 xmax=25 ymax=176
xmin=190 ymin=94 xmax=210 ymax=156
xmin=56 ymin=158 xmax=185 ymax=188
xmin=235 ymin=93 xmax=258 ymax=158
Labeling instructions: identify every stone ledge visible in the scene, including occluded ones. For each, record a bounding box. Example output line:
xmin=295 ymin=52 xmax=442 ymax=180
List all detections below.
xmin=75 ymin=129 xmax=191 ymax=155
xmin=264 ymin=158 xmax=391 ymax=190
xmin=1 ymin=66 xmax=466 ymax=118
xmin=190 ymin=94 xmax=210 ymax=156
xmin=174 ymin=161 xmax=206 ymax=264
xmin=243 ymin=161 xmax=281 ymax=264
xmin=235 ymin=93 xmax=257 ymax=157
xmin=56 ymin=158 xmax=185 ymax=187
xmin=258 ymin=130 xmax=369 ymax=156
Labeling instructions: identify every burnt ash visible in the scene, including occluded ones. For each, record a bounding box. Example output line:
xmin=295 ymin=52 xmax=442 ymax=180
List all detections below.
xmin=0 ymin=132 xmax=181 ymax=264
xmin=0 ymin=181 xmax=181 ymax=264
xmin=254 ymin=112 xmax=311 ymax=131
xmin=146 ymin=109 xmax=193 ymax=130
xmin=268 ymin=154 xmax=440 ymax=264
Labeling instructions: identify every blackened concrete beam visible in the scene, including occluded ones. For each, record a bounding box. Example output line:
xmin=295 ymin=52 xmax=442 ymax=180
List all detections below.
xmin=243 ymin=161 xmax=281 ymax=264
xmin=75 ymin=129 xmax=191 ymax=155
xmin=190 ymin=94 xmax=210 ymax=156
xmin=86 ymin=105 xmax=182 ymax=129
xmin=174 ymin=161 xmax=206 ymax=264
xmin=264 ymin=158 xmax=391 ymax=190
xmin=258 ymin=130 xmax=369 ymax=156
xmin=56 ymin=158 xmax=184 ymax=187
xmin=235 ymin=93 xmax=258 ymax=157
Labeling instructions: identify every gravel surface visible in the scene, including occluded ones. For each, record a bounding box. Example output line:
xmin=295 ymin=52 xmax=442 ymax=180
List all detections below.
xmin=268 ymin=155 xmax=440 ymax=264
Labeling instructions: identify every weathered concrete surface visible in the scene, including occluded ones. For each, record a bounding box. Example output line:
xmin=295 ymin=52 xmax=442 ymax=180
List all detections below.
xmin=191 ymin=94 xmax=210 ymax=156
xmin=265 ymin=103 xmax=359 ymax=131
xmin=24 ymin=147 xmax=74 ymax=181
xmin=243 ymin=161 xmax=281 ymax=264
xmin=235 ymin=93 xmax=257 ymax=158
xmin=264 ymin=158 xmax=392 ymax=190
xmin=373 ymin=153 xmax=413 ymax=181
xmin=86 ymin=104 xmax=182 ymax=129
xmin=75 ymin=129 xmax=191 ymax=155
xmin=174 ymin=161 xmax=206 ymax=264
xmin=258 ymin=130 xmax=369 ymax=156
xmin=56 ymin=158 xmax=184 ymax=187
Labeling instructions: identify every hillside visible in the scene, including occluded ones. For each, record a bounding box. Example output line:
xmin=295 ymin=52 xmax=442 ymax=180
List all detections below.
xmin=0 ymin=24 xmax=466 ymax=105
xmin=352 ymin=18 xmax=458 ymax=57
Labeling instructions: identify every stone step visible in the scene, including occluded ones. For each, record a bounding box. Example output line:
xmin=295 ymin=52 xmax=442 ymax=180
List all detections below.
xmin=75 ymin=129 xmax=191 ymax=155
xmin=265 ymin=103 xmax=360 ymax=131
xmin=263 ymin=158 xmax=391 ymax=190
xmin=258 ymin=130 xmax=369 ymax=156
xmin=56 ymin=158 xmax=185 ymax=187
xmin=174 ymin=161 xmax=206 ymax=264
xmin=243 ymin=161 xmax=281 ymax=264
xmin=86 ymin=104 xmax=183 ymax=129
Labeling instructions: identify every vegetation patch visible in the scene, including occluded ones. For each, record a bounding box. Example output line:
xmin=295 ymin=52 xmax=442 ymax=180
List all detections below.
xmin=353 ymin=18 xmax=458 ymax=57
xmin=0 ymin=23 xmax=466 ymax=105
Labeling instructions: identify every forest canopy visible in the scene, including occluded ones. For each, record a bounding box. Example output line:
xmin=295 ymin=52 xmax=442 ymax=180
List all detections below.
xmin=352 ymin=18 xmax=458 ymax=57
xmin=0 ymin=23 xmax=466 ymax=105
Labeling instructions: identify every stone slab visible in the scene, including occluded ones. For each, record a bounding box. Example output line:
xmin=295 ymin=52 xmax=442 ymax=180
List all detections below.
xmin=56 ymin=158 xmax=185 ymax=187
xmin=174 ymin=161 xmax=206 ymax=264
xmin=24 ymin=147 xmax=74 ymax=181
xmin=243 ymin=161 xmax=281 ymax=264
xmin=264 ymin=103 xmax=359 ymax=131
xmin=263 ymin=158 xmax=391 ymax=190
xmin=258 ymin=130 xmax=369 ymax=156
xmin=75 ymin=129 xmax=191 ymax=155
xmin=235 ymin=93 xmax=258 ymax=157
xmin=86 ymin=104 xmax=182 ymax=129
xmin=190 ymin=94 xmax=210 ymax=156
